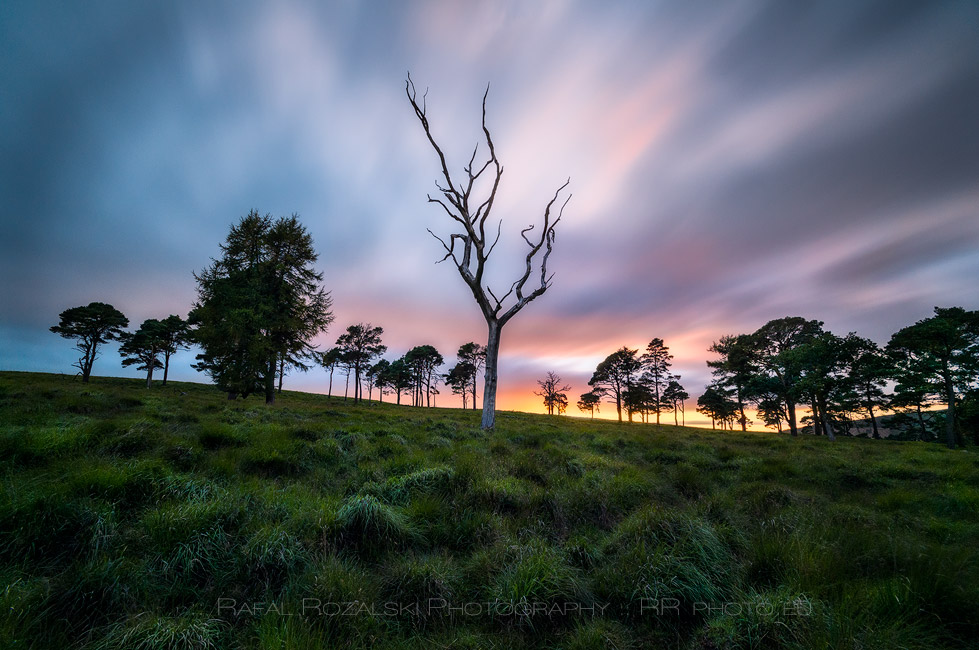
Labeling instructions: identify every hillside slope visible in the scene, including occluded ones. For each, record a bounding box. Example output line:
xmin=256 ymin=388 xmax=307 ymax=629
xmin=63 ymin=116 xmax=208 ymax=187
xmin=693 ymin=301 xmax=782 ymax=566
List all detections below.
xmin=1 ymin=371 xmax=977 ymax=649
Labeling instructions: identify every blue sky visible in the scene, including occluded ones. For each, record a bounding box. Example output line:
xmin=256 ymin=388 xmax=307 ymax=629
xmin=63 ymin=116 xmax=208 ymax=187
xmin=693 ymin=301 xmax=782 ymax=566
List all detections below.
xmin=2 ymin=0 xmax=977 ymax=418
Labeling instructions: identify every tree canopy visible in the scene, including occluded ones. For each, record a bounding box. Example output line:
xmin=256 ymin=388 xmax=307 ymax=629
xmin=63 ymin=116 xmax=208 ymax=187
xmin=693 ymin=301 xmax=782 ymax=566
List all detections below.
xmin=119 ymin=319 xmax=166 ymax=388
xmin=190 ymin=211 xmax=333 ymax=403
xmin=50 ymin=302 xmax=129 ymax=382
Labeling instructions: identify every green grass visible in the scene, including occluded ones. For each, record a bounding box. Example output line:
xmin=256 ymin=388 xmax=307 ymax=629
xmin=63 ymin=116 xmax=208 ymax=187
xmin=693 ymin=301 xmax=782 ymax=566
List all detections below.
xmin=1 ymin=370 xmax=977 ymax=649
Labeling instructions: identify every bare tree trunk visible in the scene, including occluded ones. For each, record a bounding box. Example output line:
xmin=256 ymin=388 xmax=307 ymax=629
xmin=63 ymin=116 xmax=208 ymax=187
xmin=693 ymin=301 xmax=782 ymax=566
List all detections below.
xmin=916 ymin=403 xmax=927 ymax=440
xmin=654 ymin=383 xmax=660 ymax=425
xmin=787 ymin=400 xmax=798 ymax=436
xmin=820 ymin=396 xmax=836 ymax=441
xmin=265 ymin=358 xmax=276 ymax=405
xmin=868 ymin=401 xmax=880 ymax=440
xmin=811 ymin=396 xmax=822 ymax=436
xmin=163 ymin=353 xmax=171 ymax=386
xmin=278 ymin=356 xmax=285 ymax=393
xmin=344 ymin=371 xmax=349 ymax=401
xmin=328 ymin=368 xmax=334 ymax=397
xmin=481 ymin=321 xmax=501 ymax=429
xmin=82 ymin=348 xmax=95 ymax=382
xmin=942 ymin=363 xmax=957 ymax=449
xmin=145 ymin=366 xmax=153 ymax=389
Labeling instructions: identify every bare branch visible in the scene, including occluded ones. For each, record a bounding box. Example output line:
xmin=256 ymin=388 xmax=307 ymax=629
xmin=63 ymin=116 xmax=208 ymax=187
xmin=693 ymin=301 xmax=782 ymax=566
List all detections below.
xmin=520 ymin=224 xmax=535 ymax=247
xmin=485 ymin=219 xmax=503 ymax=259
xmin=486 ymin=285 xmax=504 ymax=313
xmin=407 ymin=74 xmax=570 ymax=327
xmin=427 ymin=228 xmax=456 ymax=264
xmin=406 ymin=72 xmax=458 ymax=197
xmin=427 ymin=195 xmax=466 ymax=225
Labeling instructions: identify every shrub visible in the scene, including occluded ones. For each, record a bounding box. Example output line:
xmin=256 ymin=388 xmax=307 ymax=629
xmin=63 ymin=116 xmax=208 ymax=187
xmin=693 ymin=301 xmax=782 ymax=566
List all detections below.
xmin=594 ymin=506 xmax=733 ymax=617
xmin=336 ymin=494 xmax=417 ymax=553
xmin=487 ymin=541 xmax=589 ymax=627
xmin=381 ymin=466 xmax=456 ymax=503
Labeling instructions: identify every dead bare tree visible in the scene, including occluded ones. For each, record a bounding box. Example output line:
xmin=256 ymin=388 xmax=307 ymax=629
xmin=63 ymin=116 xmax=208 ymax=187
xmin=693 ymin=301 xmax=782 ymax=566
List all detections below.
xmin=406 ymin=74 xmax=570 ymax=429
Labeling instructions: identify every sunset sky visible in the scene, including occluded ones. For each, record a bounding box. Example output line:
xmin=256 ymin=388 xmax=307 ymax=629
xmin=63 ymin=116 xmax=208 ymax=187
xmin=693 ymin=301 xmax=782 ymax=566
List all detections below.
xmin=2 ymin=1 xmax=978 ymax=426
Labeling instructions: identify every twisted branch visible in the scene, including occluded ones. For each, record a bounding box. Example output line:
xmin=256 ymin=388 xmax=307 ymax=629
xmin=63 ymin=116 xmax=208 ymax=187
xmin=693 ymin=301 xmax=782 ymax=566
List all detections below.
xmin=406 ymin=73 xmax=570 ymax=325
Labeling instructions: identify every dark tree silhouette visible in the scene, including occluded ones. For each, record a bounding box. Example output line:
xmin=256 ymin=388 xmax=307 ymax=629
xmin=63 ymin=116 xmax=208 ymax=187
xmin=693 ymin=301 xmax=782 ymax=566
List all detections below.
xmin=888 ymin=345 xmax=940 ymax=441
xmin=50 ymin=302 xmax=129 ymax=382
xmin=840 ymin=334 xmax=890 ymax=439
xmin=751 ymin=375 xmax=788 ymax=432
xmin=789 ymin=331 xmax=845 ymax=441
xmin=697 ymin=383 xmax=738 ymax=430
xmin=534 ymin=371 xmax=571 ymax=415
xmin=158 ymin=315 xmax=190 ymax=387
xmin=190 ymin=212 xmax=333 ymax=403
xmin=589 ymin=347 xmax=641 ymax=422
xmin=640 ymin=338 xmax=673 ymax=424
xmin=707 ymin=334 xmax=758 ymax=431
xmin=120 ymin=319 xmax=166 ymax=388
xmin=319 ymin=347 xmax=343 ymax=397
xmin=445 ymin=362 xmax=476 ymax=409
xmin=752 ymin=317 xmax=824 ymax=436
xmin=406 ymin=75 xmax=570 ymax=429
xmin=663 ymin=377 xmax=689 ymax=426
xmin=382 ymin=358 xmax=413 ymax=405
xmin=404 ymin=345 xmax=443 ymax=407
xmin=887 ymin=307 xmax=979 ymax=449
xmin=371 ymin=359 xmax=392 ymax=403
xmin=336 ymin=324 xmax=386 ymax=403
xmin=577 ymin=391 xmax=601 ymax=418
xmin=624 ymin=379 xmax=654 ymax=422
xmin=457 ymin=342 xmax=486 ymax=409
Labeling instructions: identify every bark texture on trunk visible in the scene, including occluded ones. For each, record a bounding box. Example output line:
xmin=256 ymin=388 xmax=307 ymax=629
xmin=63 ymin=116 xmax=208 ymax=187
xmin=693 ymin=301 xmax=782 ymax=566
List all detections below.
xmin=265 ymin=358 xmax=276 ymax=405
xmin=787 ymin=400 xmax=798 ymax=436
xmin=481 ymin=321 xmax=501 ymax=430
xmin=868 ymin=403 xmax=880 ymax=440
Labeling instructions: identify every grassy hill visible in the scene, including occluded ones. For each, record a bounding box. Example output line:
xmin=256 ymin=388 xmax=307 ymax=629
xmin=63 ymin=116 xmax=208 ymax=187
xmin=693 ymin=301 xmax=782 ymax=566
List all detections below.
xmin=1 ymin=371 xmax=977 ymax=649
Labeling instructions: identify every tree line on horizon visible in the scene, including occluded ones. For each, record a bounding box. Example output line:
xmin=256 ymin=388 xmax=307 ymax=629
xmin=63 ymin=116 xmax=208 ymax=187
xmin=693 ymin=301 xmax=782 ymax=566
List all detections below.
xmin=693 ymin=311 xmax=979 ymax=449
xmin=48 ymin=228 xmax=979 ymax=451
xmin=48 ymin=212 xmax=492 ymax=412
